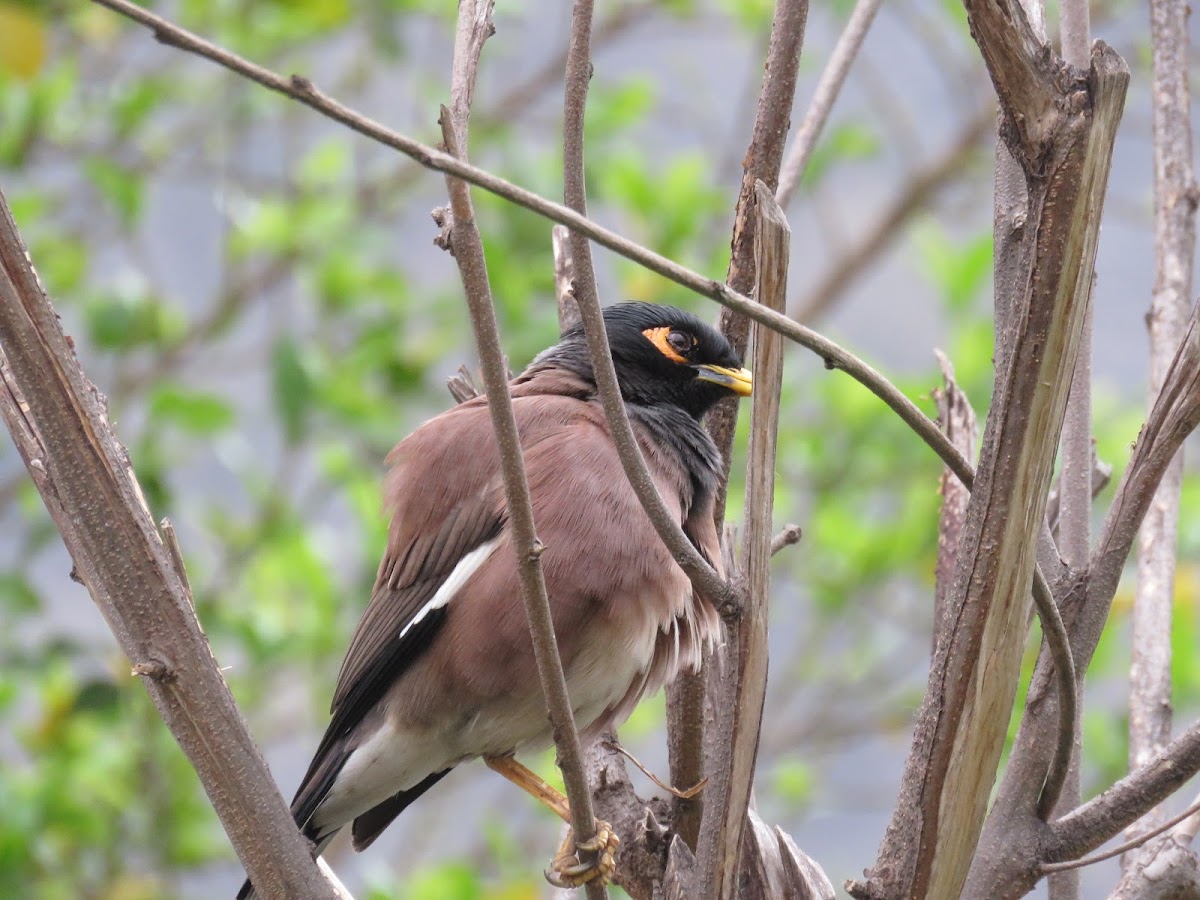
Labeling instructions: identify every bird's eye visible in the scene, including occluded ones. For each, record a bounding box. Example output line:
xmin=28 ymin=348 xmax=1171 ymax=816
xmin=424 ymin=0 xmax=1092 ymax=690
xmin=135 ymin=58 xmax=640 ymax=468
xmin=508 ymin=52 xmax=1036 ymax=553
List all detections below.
xmin=666 ymin=330 xmax=693 ymax=356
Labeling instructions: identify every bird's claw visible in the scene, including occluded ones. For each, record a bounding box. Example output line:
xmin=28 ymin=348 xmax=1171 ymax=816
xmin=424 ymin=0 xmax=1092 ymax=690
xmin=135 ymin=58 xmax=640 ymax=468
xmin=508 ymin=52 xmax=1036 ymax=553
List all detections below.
xmin=544 ymin=819 xmax=620 ymax=888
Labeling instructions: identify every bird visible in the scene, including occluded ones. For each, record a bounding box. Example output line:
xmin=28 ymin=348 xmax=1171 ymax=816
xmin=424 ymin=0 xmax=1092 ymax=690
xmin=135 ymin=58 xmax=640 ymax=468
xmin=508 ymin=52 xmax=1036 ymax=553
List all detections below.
xmin=237 ymin=301 xmax=752 ymax=898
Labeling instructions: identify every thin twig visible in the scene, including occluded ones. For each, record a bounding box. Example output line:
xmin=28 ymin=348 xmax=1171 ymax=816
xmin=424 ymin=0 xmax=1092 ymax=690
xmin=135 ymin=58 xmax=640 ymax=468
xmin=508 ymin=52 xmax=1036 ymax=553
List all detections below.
xmin=600 ymin=740 xmax=706 ymax=800
xmin=1173 ymin=788 xmax=1200 ymax=843
xmin=1035 ymin=564 xmax=1079 ymax=819
xmin=436 ymin=5 xmax=605 ymax=895
xmin=775 ymin=0 xmax=885 ymax=209
xmin=1049 ymin=718 xmax=1200 ymax=863
xmin=559 ymin=0 xmax=732 ymax=610
xmin=439 ymin=109 xmax=605 ymax=897
xmin=1041 ymin=796 xmax=1200 ymax=874
xmin=770 ymin=524 xmax=803 ymax=556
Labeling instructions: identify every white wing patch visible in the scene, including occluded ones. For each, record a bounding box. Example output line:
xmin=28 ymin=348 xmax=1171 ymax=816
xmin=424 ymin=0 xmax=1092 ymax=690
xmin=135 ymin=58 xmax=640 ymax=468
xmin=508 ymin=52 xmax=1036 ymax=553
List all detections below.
xmin=397 ymin=537 xmax=502 ymax=643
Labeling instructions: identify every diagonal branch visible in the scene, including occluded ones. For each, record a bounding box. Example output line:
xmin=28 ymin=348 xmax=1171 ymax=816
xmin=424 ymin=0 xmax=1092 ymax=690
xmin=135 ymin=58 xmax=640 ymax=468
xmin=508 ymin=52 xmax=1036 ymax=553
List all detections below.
xmin=775 ymin=0 xmax=885 ymax=210
xmin=1049 ymin=718 xmax=1200 ymax=864
xmin=709 ymin=0 xmax=809 ymax=509
xmin=84 ymin=0 xmax=972 ymax=502
xmin=556 ymin=0 xmax=730 ymax=612
xmin=0 ymin=196 xmax=339 ymax=898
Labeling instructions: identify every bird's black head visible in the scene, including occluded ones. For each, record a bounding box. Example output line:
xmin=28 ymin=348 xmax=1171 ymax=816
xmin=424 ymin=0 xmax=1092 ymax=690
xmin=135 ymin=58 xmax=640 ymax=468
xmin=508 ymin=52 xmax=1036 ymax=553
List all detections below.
xmin=548 ymin=302 xmax=752 ymax=420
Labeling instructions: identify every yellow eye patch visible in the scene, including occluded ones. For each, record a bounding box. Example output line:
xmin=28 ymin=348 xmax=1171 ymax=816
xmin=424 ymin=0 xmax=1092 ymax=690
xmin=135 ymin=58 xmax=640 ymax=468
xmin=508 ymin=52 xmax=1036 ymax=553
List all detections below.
xmin=642 ymin=326 xmax=691 ymax=364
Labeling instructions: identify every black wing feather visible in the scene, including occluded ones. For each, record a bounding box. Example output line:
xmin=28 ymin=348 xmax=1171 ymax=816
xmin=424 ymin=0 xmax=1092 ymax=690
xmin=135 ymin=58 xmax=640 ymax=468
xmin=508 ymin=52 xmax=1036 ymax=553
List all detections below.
xmin=286 ymin=495 xmax=504 ymax=838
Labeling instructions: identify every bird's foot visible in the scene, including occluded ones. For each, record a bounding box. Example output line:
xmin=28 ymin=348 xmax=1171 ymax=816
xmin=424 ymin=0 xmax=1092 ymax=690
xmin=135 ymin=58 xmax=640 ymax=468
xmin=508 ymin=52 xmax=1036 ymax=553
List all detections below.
xmin=544 ymin=819 xmax=620 ymax=889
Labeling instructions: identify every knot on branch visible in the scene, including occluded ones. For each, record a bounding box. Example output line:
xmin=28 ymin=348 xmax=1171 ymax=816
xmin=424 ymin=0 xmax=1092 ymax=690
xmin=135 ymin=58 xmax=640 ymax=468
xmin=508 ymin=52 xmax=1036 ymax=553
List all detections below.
xmin=431 ymin=205 xmax=455 ymax=254
xmin=288 ymin=73 xmax=315 ymax=94
xmin=131 ymin=655 xmax=176 ymax=682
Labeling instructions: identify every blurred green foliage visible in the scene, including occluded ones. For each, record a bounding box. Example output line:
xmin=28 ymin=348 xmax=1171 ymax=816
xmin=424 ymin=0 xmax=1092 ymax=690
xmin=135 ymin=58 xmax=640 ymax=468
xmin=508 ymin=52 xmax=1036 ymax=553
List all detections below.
xmin=0 ymin=0 xmax=1182 ymax=898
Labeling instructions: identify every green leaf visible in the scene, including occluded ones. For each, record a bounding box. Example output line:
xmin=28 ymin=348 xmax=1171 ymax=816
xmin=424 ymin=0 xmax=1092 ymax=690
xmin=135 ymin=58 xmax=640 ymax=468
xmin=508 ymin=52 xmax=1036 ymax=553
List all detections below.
xmin=149 ymin=385 xmax=236 ymax=435
xmin=297 ymin=139 xmax=350 ymax=190
xmin=802 ymin=122 xmax=881 ymax=188
xmin=271 ymin=338 xmax=313 ymax=444
xmin=231 ymin=198 xmax=295 ymax=257
xmin=772 ymin=757 xmax=816 ymax=805
xmin=0 ymin=572 xmax=39 ymax=613
xmin=914 ymin=220 xmax=994 ymax=313
xmin=82 ymin=157 xmax=143 ymax=227
xmin=83 ymin=293 xmax=182 ymax=350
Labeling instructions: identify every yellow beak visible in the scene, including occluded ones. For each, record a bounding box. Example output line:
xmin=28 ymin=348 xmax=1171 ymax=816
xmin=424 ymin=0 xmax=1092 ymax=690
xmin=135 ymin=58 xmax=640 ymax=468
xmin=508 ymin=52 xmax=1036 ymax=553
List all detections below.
xmin=694 ymin=364 xmax=753 ymax=397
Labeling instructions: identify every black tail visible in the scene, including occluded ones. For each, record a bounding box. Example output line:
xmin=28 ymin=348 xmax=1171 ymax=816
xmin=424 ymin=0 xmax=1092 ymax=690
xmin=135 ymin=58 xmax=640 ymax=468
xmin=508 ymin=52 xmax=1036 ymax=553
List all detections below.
xmin=234 ymin=761 xmax=451 ymax=898
xmin=350 ymin=767 xmax=453 ymax=850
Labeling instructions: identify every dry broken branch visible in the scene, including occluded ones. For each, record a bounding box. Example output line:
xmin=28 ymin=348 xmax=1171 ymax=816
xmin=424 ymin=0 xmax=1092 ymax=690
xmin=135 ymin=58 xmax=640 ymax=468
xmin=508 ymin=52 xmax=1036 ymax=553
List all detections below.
xmin=855 ymin=25 xmax=1129 ymax=900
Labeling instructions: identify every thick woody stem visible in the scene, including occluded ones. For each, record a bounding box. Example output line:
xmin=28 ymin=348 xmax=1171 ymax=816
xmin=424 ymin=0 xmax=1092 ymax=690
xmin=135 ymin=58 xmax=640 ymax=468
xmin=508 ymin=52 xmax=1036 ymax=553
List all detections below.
xmin=0 ymin=194 xmax=339 ymax=900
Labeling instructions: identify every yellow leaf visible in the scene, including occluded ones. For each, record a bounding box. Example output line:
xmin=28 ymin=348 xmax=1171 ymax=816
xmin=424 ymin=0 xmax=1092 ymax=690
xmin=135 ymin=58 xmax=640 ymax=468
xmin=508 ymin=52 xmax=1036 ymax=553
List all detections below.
xmin=0 ymin=2 xmax=46 ymax=79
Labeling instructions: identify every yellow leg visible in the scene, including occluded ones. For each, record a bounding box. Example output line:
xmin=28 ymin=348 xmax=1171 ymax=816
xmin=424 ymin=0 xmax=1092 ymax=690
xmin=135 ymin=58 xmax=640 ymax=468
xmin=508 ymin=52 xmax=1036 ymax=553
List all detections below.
xmin=484 ymin=756 xmax=571 ymax=822
xmin=483 ymin=756 xmax=620 ymax=888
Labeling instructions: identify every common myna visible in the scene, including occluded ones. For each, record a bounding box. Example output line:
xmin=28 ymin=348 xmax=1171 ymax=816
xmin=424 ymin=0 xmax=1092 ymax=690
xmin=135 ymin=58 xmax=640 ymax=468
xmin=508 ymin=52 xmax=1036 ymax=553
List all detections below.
xmin=238 ymin=302 xmax=752 ymax=897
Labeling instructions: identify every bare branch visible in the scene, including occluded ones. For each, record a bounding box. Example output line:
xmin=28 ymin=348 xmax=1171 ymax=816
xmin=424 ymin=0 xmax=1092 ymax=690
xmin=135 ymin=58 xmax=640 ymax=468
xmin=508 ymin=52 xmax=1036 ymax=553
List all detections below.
xmin=1050 ymin=719 xmax=1200 ymax=864
xmin=435 ymin=6 xmax=606 ymax=895
xmin=776 ymin=0 xmax=884 ymax=209
xmin=696 ymin=182 xmax=791 ymax=899
xmin=1122 ymin=0 xmax=1196 ymax=877
xmin=793 ymin=106 xmax=992 ymax=324
xmin=770 ymin=524 xmax=803 ymax=556
xmin=0 ymin=196 xmax=338 ymax=898
xmin=87 ymin=0 xmax=985 ymax=506
xmin=438 ymin=106 xmax=607 ymax=898
xmin=855 ymin=40 xmax=1129 ymax=900
xmin=550 ymin=0 xmax=733 ymax=618
xmin=1087 ymin=301 xmax=1200 ymax=681
xmin=709 ymin=0 xmax=809 ymax=513
xmin=1042 ymin=796 xmax=1200 ymax=875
